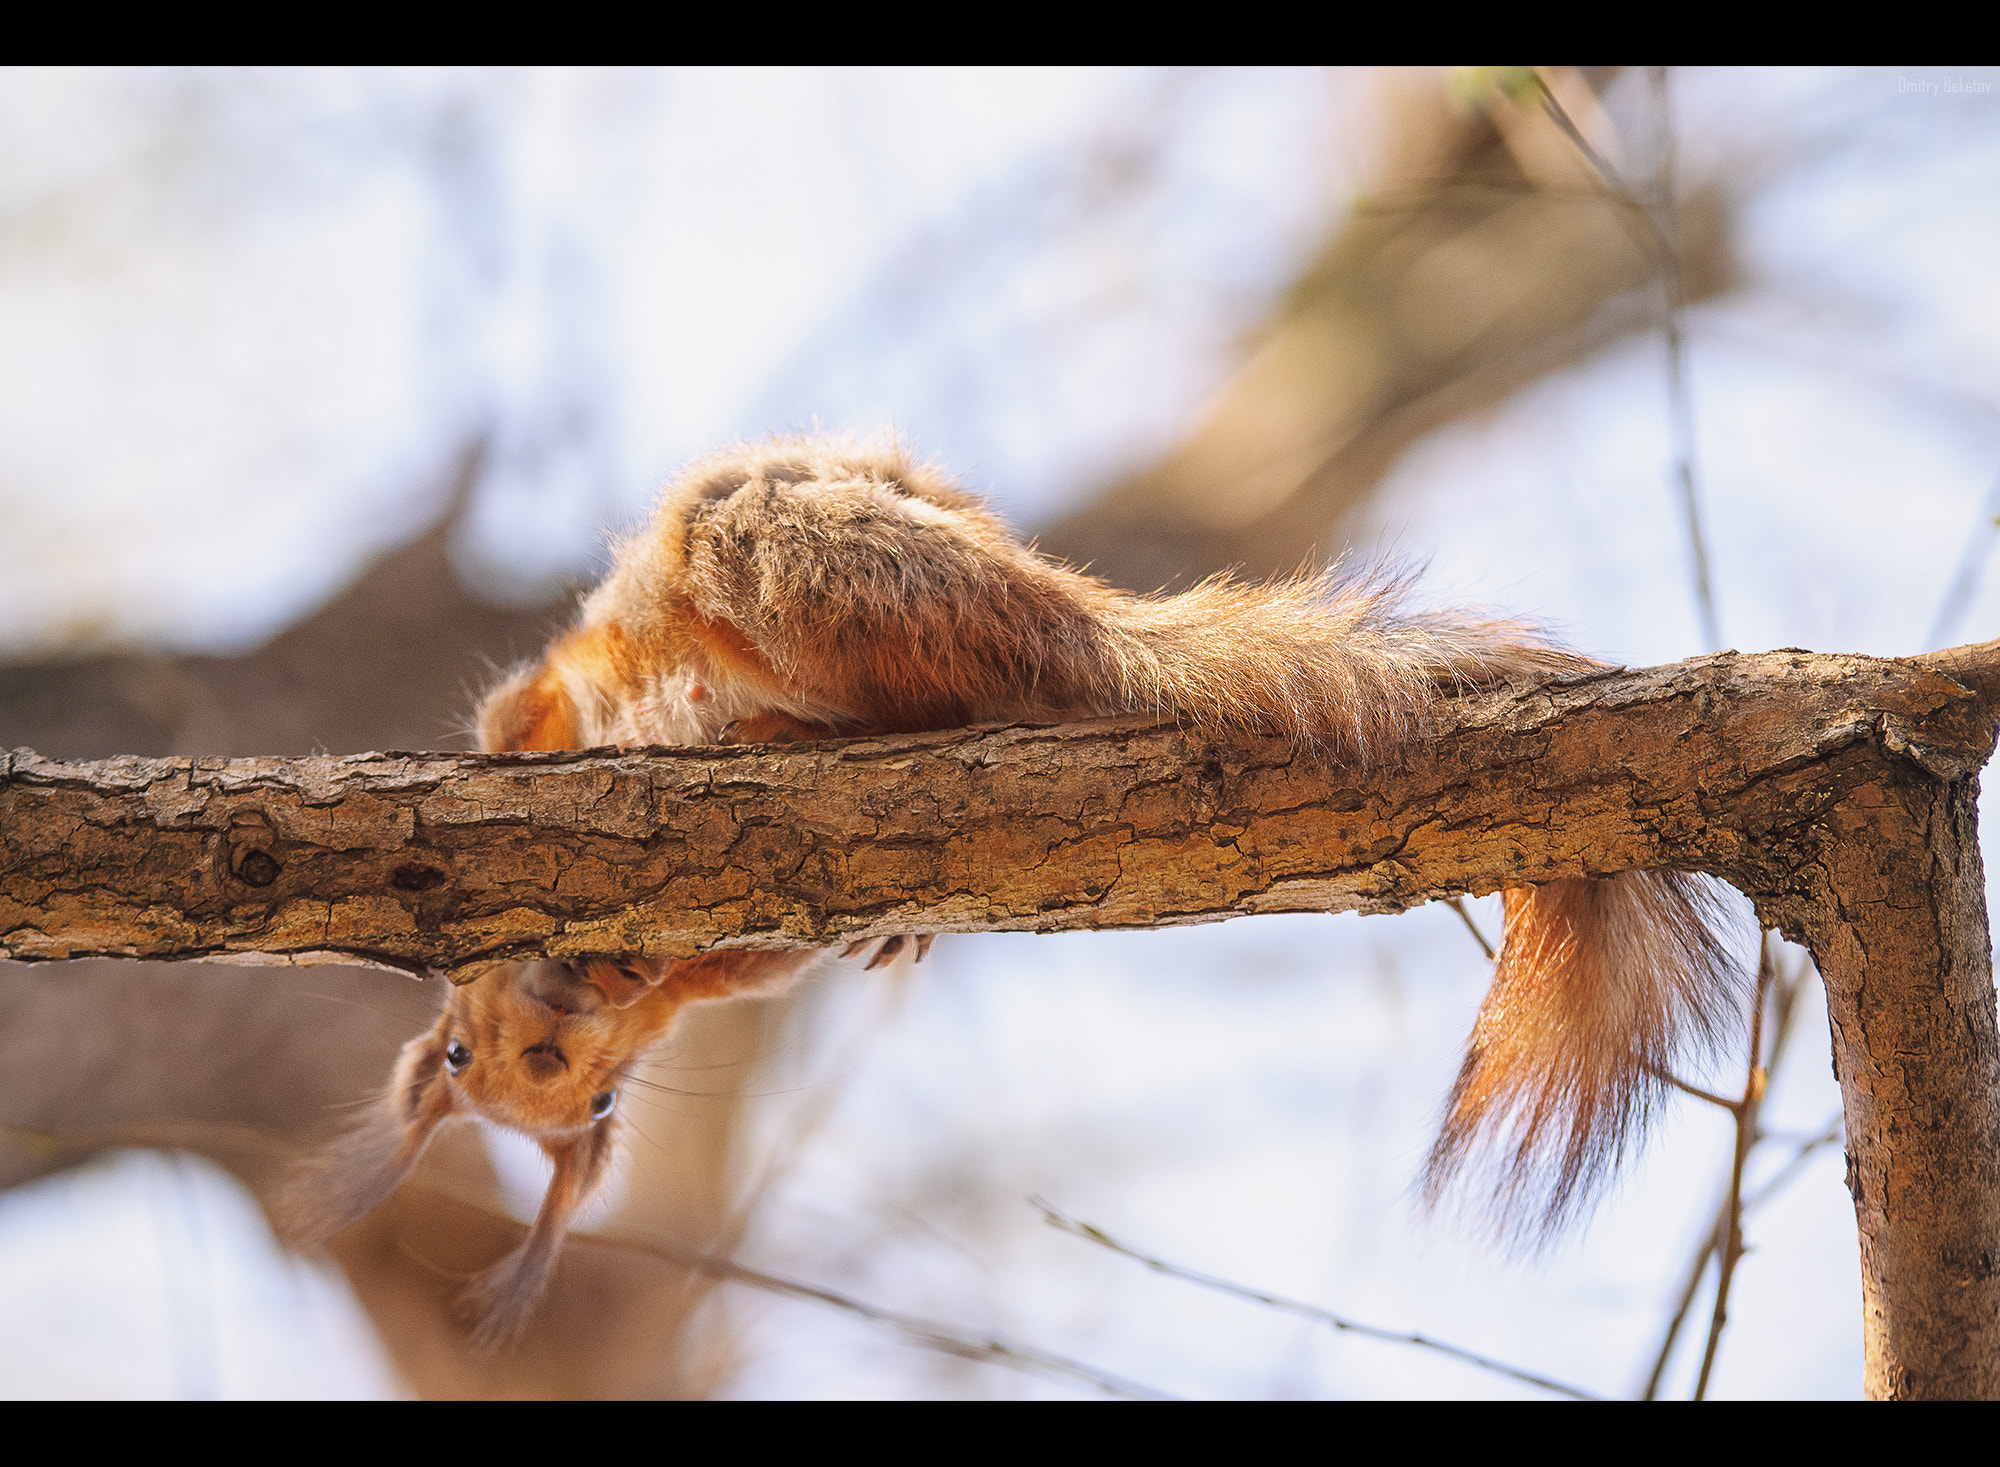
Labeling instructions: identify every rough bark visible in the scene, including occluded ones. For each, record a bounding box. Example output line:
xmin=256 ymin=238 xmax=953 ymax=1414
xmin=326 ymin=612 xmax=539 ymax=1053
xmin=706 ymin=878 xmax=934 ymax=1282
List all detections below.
xmin=6 ymin=640 xmax=2000 ymax=1397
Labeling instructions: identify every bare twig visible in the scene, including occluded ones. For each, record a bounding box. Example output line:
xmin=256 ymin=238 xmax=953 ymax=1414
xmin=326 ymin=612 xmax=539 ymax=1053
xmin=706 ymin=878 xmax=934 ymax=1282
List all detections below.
xmin=1643 ymin=938 xmax=1818 ymax=1399
xmin=1646 ymin=933 xmax=1811 ymax=1398
xmin=1031 ymin=1197 xmax=1598 ymax=1400
xmin=571 ymin=1218 xmax=1174 ymax=1401
xmin=1446 ymin=895 xmax=1497 ymax=960
xmin=1646 ymin=67 xmax=1722 ymax=651
xmin=1533 ymin=78 xmax=1625 ymax=195
xmin=1643 ymin=1192 xmax=1723 ymax=1401
xmin=1531 ymin=68 xmax=1720 ymax=651
xmin=6 ymin=1125 xmax=1165 ymax=1400
xmin=1744 ymin=1115 xmax=1846 ymax=1215
xmin=382 ymin=1171 xmax=1172 ymax=1400
xmin=1654 ymin=1070 xmax=1743 ymax=1113
xmin=1641 ymin=1107 xmax=1841 ymax=1401
xmin=1927 ymin=468 xmax=2000 ymax=651
xmin=1691 ymin=932 xmax=1774 ymax=1399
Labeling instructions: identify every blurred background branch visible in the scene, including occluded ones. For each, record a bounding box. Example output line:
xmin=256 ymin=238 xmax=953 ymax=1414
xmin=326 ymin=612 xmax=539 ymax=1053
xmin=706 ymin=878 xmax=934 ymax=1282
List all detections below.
xmin=1035 ymin=67 xmax=1733 ymax=597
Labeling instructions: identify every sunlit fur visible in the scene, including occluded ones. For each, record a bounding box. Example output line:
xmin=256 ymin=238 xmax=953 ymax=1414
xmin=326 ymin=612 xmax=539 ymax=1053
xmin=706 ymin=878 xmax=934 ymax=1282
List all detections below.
xmin=477 ymin=435 xmax=1602 ymax=758
xmin=304 ymin=433 xmax=1741 ymax=1343
xmin=1424 ymin=872 xmax=1742 ymax=1243
xmin=283 ymin=950 xmax=808 ymax=1348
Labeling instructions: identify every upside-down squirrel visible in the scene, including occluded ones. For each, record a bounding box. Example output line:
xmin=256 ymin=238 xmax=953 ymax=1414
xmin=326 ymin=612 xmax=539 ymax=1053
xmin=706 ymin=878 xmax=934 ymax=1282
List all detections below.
xmin=285 ymin=434 xmax=1739 ymax=1347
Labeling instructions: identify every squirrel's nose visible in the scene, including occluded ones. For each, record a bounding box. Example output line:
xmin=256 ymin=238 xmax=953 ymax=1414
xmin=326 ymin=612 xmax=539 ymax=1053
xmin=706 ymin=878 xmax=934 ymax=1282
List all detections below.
xmin=520 ymin=1042 xmax=569 ymax=1082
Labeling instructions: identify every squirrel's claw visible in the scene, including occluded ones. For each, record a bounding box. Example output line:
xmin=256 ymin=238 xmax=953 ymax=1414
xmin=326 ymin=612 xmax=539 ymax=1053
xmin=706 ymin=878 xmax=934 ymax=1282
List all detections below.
xmin=841 ymin=933 xmax=936 ymax=969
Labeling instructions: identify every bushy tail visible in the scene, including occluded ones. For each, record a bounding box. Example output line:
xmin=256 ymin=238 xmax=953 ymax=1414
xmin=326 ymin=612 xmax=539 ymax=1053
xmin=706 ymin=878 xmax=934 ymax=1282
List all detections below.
xmin=654 ymin=442 xmax=1596 ymax=750
xmin=1086 ymin=568 xmax=1597 ymax=759
xmin=1422 ymin=871 xmax=1745 ymax=1242
xmin=1099 ymin=574 xmax=1747 ymax=1239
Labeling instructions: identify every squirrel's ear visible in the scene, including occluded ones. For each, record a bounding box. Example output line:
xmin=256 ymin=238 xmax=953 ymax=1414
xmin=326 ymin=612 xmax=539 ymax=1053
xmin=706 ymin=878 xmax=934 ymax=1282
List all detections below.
xmin=475 ymin=663 xmax=580 ymax=753
xmin=277 ymin=1019 xmax=461 ymax=1247
xmin=577 ymin=956 xmax=670 ymax=1010
xmin=389 ymin=1021 xmax=461 ymax=1129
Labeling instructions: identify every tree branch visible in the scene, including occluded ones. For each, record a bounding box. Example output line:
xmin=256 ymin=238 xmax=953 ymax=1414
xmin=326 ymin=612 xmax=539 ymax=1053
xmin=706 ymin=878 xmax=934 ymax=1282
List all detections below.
xmin=3 ymin=644 xmax=1987 ymax=973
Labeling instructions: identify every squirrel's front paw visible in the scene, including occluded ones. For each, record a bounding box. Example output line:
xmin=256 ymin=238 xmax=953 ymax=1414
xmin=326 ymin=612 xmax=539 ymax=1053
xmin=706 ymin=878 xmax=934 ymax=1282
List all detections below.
xmin=718 ymin=712 xmax=834 ymax=745
xmin=458 ymin=1242 xmax=557 ymax=1353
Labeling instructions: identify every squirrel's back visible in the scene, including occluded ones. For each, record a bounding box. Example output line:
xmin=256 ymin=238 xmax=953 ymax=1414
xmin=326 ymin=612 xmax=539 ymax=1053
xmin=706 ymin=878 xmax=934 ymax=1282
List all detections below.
xmin=486 ymin=436 xmax=1592 ymax=750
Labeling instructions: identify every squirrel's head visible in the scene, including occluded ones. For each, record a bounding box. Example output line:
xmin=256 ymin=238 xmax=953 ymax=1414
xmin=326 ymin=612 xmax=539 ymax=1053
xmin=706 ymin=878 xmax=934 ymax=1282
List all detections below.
xmin=279 ymin=956 xmax=681 ymax=1262
xmin=432 ymin=957 xmax=679 ymax=1140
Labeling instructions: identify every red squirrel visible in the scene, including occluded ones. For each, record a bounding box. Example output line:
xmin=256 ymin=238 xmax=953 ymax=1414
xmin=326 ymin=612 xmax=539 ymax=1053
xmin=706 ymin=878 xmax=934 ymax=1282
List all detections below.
xmin=285 ymin=434 xmax=1740 ymax=1347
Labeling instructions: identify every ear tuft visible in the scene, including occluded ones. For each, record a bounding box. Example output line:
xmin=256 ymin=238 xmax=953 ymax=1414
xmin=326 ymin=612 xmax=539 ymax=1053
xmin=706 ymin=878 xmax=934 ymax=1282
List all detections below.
xmin=577 ymin=956 xmax=670 ymax=1010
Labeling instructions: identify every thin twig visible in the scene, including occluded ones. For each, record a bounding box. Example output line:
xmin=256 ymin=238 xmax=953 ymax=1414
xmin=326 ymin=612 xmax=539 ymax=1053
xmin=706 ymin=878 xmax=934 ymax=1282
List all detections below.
xmin=547 ymin=1211 xmax=1171 ymax=1401
xmin=12 ymin=1127 xmax=1155 ymax=1398
xmin=1031 ymin=1197 xmax=1598 ymax=1400
xmin=1524 ymin=73 xmax=1661 ymax=264
xmin=1653 ymin=1069 xmax=1743 ymax=1113
xmin=1692 ymin=933 xmax=1778 ymax=1399
xmin=1648 ymin=66 xmax=1723 ymax=652
xmin=1534 ymin=80 xmax=1625 ymax=196
xmin=1926 ymin=467 xmax=2000 ymax=651
xmin=1643 ymin=1191 xmax=1724 ymax=1401
xmin=673 ymin=1249 xmax=1173 ymax=1400
xmin=1640 ymin=1108 xmax=1840 ymax=1400
xmin=1446 ymin=895 xmax=1497 ymax=960
xmin=1744 ymin=1115 xmax=1846 ymax=1215
xmin=1643 ymin=938 xmax=1814 ymax=1398
xmin=1525 ymin=68 xmax=1720 ymax=650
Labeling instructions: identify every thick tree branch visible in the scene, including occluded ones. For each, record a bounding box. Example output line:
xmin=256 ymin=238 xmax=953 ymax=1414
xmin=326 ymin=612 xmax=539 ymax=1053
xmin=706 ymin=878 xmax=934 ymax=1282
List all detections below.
xmin=3 ymin=644 xmax=1989 ymax=974
xmin=6 ymin=639 xmax=2000 ymax=1398
xmin=3 ymin=647 xmax=1984 ymax=971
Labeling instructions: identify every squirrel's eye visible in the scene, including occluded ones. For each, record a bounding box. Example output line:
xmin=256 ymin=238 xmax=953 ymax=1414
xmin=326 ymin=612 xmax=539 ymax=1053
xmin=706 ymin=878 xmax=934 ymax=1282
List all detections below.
xmin=445 ymin=1040 xmax=472 ymax=1076
xmin=590 ymin=1089 xmax=617 ymax=1120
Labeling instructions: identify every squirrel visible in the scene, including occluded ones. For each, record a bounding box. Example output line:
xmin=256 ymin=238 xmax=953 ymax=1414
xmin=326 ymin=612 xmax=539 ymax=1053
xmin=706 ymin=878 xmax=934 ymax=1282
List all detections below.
xmin=284 ymin=433 xmax=1741 ymax=1348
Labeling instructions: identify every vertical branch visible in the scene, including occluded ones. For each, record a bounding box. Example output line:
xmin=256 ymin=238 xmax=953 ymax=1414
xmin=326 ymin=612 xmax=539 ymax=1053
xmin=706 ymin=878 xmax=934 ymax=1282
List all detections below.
xmin=1650 ymin=66 xmax=1723 ymax=652
xmin=1644 ymin=941 xmax=1811 ymax=1399
xmin=1533 ymin=66 xmax=1720 ymax=650
xmin=1643 ymin=1215 xmax=1717 ymax=1400
xmin=1692 ymin=934 xmax=1776 ymax=1399
xmin=1790 ymin=763 xmax=2000 ymax=1398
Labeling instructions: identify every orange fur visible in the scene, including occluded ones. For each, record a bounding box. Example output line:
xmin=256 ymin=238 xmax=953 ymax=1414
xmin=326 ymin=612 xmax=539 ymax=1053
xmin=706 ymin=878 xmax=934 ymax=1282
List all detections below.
xmin=291 ymin=432 xmax=1741 ymax=1344
xmin=1425 ymin=872 xmax=1740 ymax=1241
xmin=281 ymin=950 xmax=811 ymax=1348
